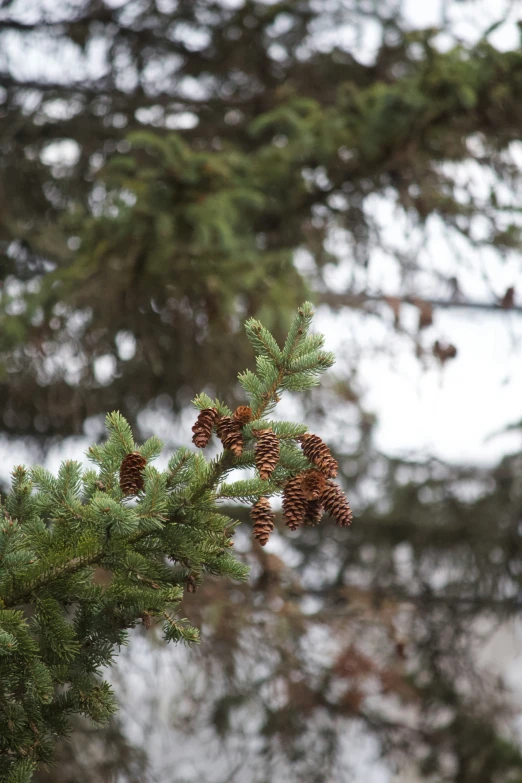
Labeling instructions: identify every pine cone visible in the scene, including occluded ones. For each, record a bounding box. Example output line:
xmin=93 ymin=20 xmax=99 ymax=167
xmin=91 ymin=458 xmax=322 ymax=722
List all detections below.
xmin=192 ymin=408 xmax=220 ymax=448
xmin=321 ymin=480 xmax=353 ymax=527
xmin=217 ymin=416 xmax=244 ymax=457
xmin=120 ymin=452 xmax=147 ymax=496
xmin=282 ymin=475 xmax=307 ymax=531
xmin=255 ymin=429 xmax=280 ymax=480
xmin=301 ymin=469 xmax=326 ymax=500
xmin=304 ymin=499 xmax=323 ymax=526
xmin=433 ymin=340 xmax=457 ymax=365
xmin=186 ymin=574 xmax=198 ymax=594
xmin=233 ymin=405 xmax=253 ymax=426
xmin=299 ymin=433 xmax=338 ymax=478
xmin=251 ymin=497 xmax=275 ymax=546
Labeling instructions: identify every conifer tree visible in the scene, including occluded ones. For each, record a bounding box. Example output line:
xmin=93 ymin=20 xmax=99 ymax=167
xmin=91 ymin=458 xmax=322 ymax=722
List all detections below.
xmin=0 ymin=303 xmax=347 ymax=782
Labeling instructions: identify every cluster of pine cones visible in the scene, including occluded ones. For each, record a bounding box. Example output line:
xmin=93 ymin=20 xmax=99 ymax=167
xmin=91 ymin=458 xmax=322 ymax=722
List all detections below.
xmin=191 ymin=405 xmax=280 ymax=478
xmin=192 ymin=407 xmax=352 ymax=547
xmin=282 ymin=434 xmax=352 ymax=531
xmin=191 ymin=405 xmax=254 ymax=457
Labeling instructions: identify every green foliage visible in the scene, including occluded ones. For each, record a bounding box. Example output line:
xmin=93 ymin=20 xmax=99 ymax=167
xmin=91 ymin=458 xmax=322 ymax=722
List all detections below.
xmin=7 ymin=15 xmax=522 ymax=441
xmin=238 ymin=302 xmax=332 ymax=416
xmin=0 ymin=304 xmax=333 ymax=778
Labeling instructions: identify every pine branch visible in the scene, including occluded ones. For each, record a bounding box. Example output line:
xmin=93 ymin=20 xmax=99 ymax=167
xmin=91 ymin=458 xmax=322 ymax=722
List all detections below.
xmin=0 ymin=302 xmax=341 ymax=776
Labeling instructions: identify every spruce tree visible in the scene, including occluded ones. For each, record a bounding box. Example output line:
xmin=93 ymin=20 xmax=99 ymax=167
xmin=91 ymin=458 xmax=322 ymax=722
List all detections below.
xmin=0 ymin=303 xmax=347 ymax=782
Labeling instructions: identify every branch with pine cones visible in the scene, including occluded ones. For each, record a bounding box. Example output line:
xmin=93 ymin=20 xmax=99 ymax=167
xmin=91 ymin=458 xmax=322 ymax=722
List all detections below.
xmin=0 ymin=302 xmax=351 ymax=779
xmin=190 ymin=303 xmax=352 ymax=546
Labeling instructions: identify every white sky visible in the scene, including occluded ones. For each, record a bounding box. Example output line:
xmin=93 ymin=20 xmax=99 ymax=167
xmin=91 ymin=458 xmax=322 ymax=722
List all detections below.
xmin=317 ymin=0 xmax=522 ymax=466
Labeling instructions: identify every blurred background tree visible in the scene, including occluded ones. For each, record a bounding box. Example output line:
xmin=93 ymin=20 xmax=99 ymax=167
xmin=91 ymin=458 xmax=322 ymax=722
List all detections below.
xmin=3 ymin=0 xmax=522 ymax=780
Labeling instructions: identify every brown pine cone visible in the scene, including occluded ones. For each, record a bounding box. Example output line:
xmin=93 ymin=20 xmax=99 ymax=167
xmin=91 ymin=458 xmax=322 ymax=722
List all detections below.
xmin=217 ymin=416 xmax=244 ymax=457
xmin=233 ymin=405 xmax=253 ymax=426
xmin=186 ymin=574 xmax=198 ymax=594
xmin=299 ymin=433 xmax=338 ymax=478
xmin=120 ymin=452 xmax=147 ymax=496
xmin=251 ymin=497 xmax=275 ymax=546
xmin=304 ymin=499 xmax=323 ymax=526
xmin=255 ymin=429 xmax=280 ymax=480
xmin=192 ymin=408 xmax=220 ymax=448
xmin=321 ymin=480 xmax=353 ymax=527
xmin=282 ymin=475 xmax=307 ymax=531
xmin=433 ymin=340 xmax=457 ymax=365
xmin=301 ymin=469 xmax=326 ymax=500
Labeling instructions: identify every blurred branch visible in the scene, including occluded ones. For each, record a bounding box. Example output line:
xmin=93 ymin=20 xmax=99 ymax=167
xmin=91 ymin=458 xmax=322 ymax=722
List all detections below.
xmin=319 ymin=291 xmax=522 ymax=314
